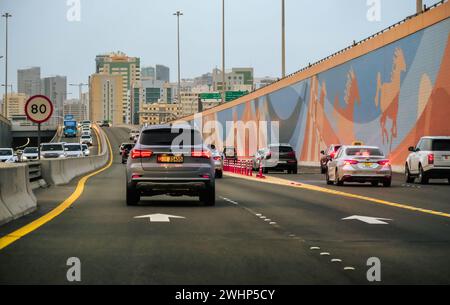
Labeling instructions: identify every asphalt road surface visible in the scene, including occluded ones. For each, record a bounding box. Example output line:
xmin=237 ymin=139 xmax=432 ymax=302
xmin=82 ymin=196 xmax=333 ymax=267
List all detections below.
xmin=1 ymin=127 xmax=449 ymax=284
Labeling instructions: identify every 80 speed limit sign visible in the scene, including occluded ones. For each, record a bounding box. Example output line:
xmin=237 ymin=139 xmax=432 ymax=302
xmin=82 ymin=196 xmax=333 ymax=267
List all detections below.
xmin=25 ymin=95 xmax=54 ymax=124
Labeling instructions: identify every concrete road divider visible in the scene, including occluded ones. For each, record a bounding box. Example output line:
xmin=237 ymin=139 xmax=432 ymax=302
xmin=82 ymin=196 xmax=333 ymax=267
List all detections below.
xmin=40 ymin=124 xmax=109 ymax=186
xmin=0 ymin=163 xmax=37 ymax=226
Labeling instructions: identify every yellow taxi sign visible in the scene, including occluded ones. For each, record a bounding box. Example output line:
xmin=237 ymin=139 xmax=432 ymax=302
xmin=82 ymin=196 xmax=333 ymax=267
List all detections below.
xmin=352 ymin=141 xmax=364 ymax=146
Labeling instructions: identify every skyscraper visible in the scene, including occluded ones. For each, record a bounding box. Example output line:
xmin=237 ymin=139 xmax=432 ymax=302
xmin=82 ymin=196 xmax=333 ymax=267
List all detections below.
xmin=155 ymin=65 xmax=170 ymax=83
xmin=141 ymin=66 xmax=155 ymax=79
xmin=89 ymin=73 xmax=123 ymax=125
xmin=95 ymin=52 xmax=140 ymax=123
xmin=41 ymin=75 xmax=67 ymax=121
xmin=18 ymin=67 xmax=41 ymax=96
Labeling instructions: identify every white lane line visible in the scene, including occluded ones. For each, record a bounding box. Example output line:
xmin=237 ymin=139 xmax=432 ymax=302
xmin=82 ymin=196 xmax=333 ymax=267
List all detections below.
xmin=269 ymin=222 xmax=277 ymax=225
xmin=310 ymin=246 xmax=321 ymax=250
xmin=320 ymin=252 xmax=331 ymax=256
xmin=344 ymin=267 xmax=356 ymax=271
xmin=220 ymin=197 xmax=239 ymax=205
xmin=331 ymin=259 xmax=342 ymax=263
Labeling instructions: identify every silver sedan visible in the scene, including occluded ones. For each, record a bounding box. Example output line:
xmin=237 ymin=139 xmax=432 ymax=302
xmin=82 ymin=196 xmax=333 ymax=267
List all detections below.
xmin=326 ymin=146 xmax=392 ymax=187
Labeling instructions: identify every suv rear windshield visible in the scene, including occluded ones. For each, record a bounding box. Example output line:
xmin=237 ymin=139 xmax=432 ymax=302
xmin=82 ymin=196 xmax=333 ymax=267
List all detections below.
xmin=42 ymin=145 xmax=64 ymax=151
xmin=270 ymin=146 xmax=293 ymax=153
xmin=140 ymin=128 xmax=203 ymax=146
xmin=432 ymin=139 xmax=450 ymax=151
xmin=346 ymin=148 xmax=383 ymax=156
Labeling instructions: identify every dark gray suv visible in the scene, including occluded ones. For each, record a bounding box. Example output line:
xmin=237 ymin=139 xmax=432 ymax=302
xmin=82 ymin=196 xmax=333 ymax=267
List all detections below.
xmin=126 ymin=124 xmax=215 ymax=206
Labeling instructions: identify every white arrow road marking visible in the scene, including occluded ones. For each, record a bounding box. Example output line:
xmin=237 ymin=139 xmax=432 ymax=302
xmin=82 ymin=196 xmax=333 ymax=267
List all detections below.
xmin=342 ymin=215 xmax=393 ymax=225
xmin=134 ymin=214 xmax=186 ymax=223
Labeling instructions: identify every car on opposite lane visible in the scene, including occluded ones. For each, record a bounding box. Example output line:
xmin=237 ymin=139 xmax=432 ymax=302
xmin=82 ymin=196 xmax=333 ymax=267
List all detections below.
xmin=126 ymin=124 xmax=215 ymax=206
xmin=0 ymin=148 xmax=16 ymax=163
xmin=64 ymin=143 xmax=84 ymax=158
xmin=22 ymin=147 xmax=39 ymax=161
xmin=405 ymin=136 xmax=450 ymax=184
xmin=82 ymin=144 xmax=90 ymax=157
xmin=326 ymin=145 xmax=392 ymax=187
xmin=40 ymin=143 xmax=66 ymax=159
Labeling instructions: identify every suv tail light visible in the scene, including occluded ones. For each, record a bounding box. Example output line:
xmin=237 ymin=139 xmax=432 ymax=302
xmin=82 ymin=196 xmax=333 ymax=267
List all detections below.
xmin=213 ymin=156 xmax=221 ymax=161
xmin=287 ymin=151 xmax=296 ymax=158
xmin=378 ymin=160 xmax=391 ymax=166
xmin=192 ymin=150 xmax=211 ymax=159
xmin=428 ymin=154 xmax=434 ymax=165
xmin=131 ymin=149 xmax=153 ymax=159
xmin=344 ymin=160 xmax=358 ymax=165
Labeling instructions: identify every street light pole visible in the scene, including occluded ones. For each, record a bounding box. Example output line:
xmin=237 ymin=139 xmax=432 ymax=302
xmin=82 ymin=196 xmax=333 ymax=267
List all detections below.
xmin=221 ymin=0 xmax=226 ymax=104
xmin=173 ymin=11 xmax=183 ymax=105
xmin=281 ymin=0 xmax=286 ymax=78
xmin=2 ymin=13 xmax=12 ymax=117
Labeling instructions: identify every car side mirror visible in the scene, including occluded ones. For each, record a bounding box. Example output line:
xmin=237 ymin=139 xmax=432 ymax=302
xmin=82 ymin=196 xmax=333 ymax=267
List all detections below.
xmin=320 ymin=150 xmax=325 ymax=155
xmin=408 ymin=146 xmax=415 ymax=152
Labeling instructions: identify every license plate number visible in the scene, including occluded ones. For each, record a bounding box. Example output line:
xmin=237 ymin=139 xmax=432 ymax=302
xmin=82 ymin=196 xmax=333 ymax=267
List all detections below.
xmin=444 ymin=156 xmax=450 ymax=160
xmin=157 ymin=155 xmax=184 ymax=163
xmin=362 ymin=163 xmax=374 ymax=168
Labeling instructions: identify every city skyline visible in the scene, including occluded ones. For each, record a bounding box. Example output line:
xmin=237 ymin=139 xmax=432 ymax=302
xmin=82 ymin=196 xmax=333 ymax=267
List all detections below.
xmin=0 ymin=0 xmax=440 ymax=98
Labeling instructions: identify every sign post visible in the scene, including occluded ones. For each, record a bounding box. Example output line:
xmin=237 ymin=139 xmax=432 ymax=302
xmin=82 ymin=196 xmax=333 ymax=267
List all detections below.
xmin=24 ymin=95 xmax=54 ymax=160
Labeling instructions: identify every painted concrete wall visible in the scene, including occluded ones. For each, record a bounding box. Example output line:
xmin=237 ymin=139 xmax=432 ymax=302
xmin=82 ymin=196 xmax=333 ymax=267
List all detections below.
xmin=181 ymin=2 xmax=450 ymax=168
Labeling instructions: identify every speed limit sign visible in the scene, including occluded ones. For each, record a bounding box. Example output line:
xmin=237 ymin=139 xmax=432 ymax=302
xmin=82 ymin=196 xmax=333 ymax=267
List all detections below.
xmin=25 ymin=95 xmax=54 ymax=124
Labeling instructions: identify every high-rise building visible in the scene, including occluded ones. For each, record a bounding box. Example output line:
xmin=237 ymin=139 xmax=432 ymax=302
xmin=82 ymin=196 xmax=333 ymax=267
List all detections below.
xmin=180 ymin=92 xmax=200 ymax=117
xmin=155 ymin=64 xmax=170 ymax=83
xmin=139 ymin=102 xmax=181 ymax=126
xmin=141 ymin=66 xmax=155 ymax=79
xmin=2 ymin=93 xmax=28 ymax=119
xmin=64 ymin=99 xmax=87 ymax=123
xmin=89 ymin=74 xmax=123 ymax=125
xmin=40 ymin=75 xmax=67 ymax=121
xmin=212 ymin=67 xmax=254 ymax=92
xmin=95 ymin=52 xmax=141 ymax=123
xmin=18 ymin=67 xmax=41 ymax=96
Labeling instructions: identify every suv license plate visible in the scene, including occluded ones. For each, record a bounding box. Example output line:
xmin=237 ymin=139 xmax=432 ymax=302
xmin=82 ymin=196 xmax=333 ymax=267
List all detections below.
xmin=157 ymin=155 xmax=184 ymax=163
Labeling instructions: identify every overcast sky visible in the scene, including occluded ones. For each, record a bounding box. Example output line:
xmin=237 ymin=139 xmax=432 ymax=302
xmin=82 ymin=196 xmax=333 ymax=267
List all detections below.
xmin=0 ymin=0 xmax=441 ymax=98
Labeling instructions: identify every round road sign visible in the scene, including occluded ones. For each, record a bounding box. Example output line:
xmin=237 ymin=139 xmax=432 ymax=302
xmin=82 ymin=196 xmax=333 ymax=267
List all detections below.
xmin=24 ymin=95 xmax=54 ymax=124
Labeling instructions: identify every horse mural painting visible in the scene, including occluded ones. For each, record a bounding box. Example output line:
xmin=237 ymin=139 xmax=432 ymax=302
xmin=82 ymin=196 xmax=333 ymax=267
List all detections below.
xmin=375 ymin=47 xmax=406 ymax=152
xmin=332 ymin=68 xmax=361 ymax=145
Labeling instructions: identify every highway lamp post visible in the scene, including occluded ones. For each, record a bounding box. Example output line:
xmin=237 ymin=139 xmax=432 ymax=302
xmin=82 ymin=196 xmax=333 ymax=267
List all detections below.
xmin=2 ymin=13 xmax=12 ymax=117
xmin=1 ymin=84 xmax=12 ymax=117
xmin=281 ymin=0 xmax=286 ymax=78
xmin=221 ymin=0 xmax=226 ymax=104
xmin=173 ymin=11 xmax=183 ymax=105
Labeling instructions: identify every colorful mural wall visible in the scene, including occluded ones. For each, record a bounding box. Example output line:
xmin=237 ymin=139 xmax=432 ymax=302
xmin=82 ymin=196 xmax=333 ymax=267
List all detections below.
xmin=187 ymin=10 xmax=450 ymax=168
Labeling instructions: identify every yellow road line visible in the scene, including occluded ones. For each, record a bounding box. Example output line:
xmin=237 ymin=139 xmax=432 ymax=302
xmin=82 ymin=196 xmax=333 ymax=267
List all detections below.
xmin=224 ymin=172 xmax=450 ymax=219
xmin=0 ymin=126 xmax=113 ymax=251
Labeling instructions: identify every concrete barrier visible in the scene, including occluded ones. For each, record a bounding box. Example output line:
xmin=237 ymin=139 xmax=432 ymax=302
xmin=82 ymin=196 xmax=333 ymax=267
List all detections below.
xmin=40 ymin=124 xmax=110 ymax=186
xmin=0 ymin=163 xmax=37 ymax=226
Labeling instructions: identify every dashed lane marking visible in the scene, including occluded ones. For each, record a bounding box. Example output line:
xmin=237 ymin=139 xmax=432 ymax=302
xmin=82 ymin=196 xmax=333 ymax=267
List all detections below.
xmin=224 ymin=172 xmax=450 ymax=219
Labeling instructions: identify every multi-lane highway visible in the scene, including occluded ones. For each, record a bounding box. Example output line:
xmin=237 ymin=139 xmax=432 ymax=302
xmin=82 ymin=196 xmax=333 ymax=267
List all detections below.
xmin=0 ymin=127 xmax=449 ymax=284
